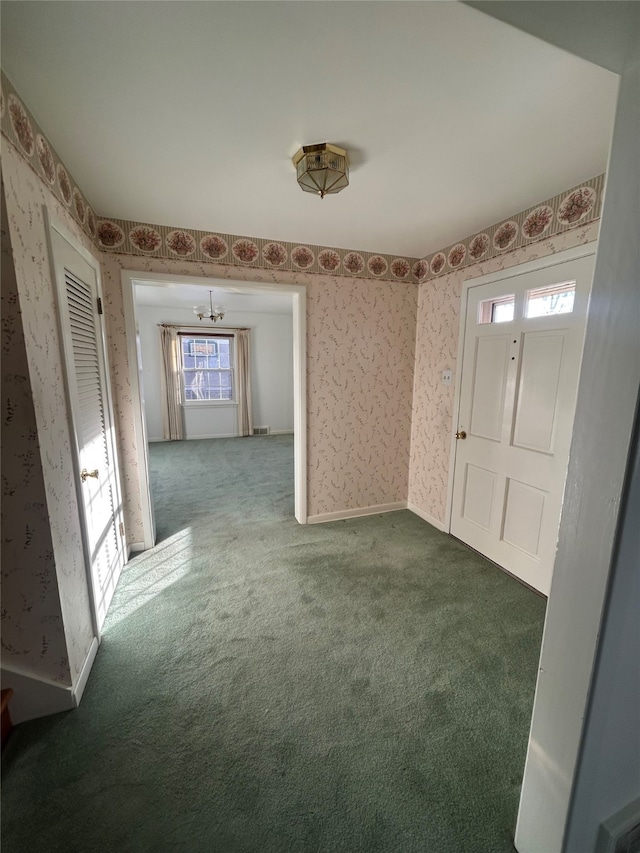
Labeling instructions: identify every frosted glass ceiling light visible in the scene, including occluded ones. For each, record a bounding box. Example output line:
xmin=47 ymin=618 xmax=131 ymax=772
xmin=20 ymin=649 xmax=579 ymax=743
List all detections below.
xmin=292 ymin=143 xmax=349 ymax=199
xmin=194 ymin=291 xmax=225 ymax=323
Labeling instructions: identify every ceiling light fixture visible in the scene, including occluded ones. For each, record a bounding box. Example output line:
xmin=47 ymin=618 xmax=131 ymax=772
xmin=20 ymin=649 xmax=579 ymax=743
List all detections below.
xmin=292 ymin=143 xmax=349 ymax=199
xmin=193 ymin=291 xmax=225 ymax=323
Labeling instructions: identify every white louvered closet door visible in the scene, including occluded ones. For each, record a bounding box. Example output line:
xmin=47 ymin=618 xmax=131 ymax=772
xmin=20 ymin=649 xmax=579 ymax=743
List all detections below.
xmin=49 ymin=223 xmax=126 ymax=632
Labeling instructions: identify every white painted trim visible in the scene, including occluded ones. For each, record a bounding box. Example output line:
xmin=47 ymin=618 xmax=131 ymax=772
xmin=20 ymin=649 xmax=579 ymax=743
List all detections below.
xmin=445 ymin=241 xmax=598 ymax=534
xmin=45 ymin=210 xmax=127 ymax=640
xmin=514 ymin=53 xmax=638 ymax=847
xmin=121 ymin=270 xmax=156 ymax=550
xmin=184 ymin=432 xmax=238 ymax=440
xmin=292 ymin=288 xmax=307 ymax=524
xmin=2 ymin=636 xmax=98 ymax=724
xmin=148 ymin=431 xmax=294 ymax=441
xmin=1 ymin=665 xmax=75 ymax=724
xmin=181 ymin=402 xmax=238 ymax=409
xmin=71 ymin=636 xmax=99 ymax=706
xmin=307 ymin=501 xmax=407 ymax=524
xmin=128 ymin=542 xmax=146 ymax=554
xmin=121 ymin=272 xmax=308 ymax=530
xmin=594 ymin=797 xmax=640 ymax=853
xmin=407 ymin=502 xmax=447 ymax=532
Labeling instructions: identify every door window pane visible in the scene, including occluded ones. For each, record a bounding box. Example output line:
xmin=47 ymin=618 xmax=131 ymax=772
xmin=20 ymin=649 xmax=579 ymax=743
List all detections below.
xmin=526 ymin=282 xmax=575 ymax=318
xmin=478 ymin=295 xmax=515 ymax=324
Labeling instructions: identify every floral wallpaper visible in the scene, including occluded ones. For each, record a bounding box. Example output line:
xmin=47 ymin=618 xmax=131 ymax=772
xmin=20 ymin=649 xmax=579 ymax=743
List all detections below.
xmin=1 ymin=185 xmax=70 ymax=683
xmin=416 ymin=175 xmax=605 ymax=284
xmin=306 ymin=275 xmax=416 ymax=514
xmin=100 ymin=253 xmax=417 ymax=533
xmin=408 ymin=220 xmax=601 ymax=525
xmin=2 ymin=143 xmax=95 ymax=684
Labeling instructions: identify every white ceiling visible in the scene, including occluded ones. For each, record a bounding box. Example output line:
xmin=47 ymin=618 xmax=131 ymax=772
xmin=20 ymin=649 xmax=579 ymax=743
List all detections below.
xmin=134 ymin=282 xmax=293 ymax=315
xmin=1 ymin=2 xmax=618 ymax=258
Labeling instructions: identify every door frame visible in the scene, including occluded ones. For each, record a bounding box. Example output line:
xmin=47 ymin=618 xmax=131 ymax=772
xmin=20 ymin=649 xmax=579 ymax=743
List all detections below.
xmin=121 ymin=270 xmax=307 ymax=550
xmin=445 ymin=242 xmax=598 ymax=536
xmin=45 ymin=210 xmax=125 ymax=641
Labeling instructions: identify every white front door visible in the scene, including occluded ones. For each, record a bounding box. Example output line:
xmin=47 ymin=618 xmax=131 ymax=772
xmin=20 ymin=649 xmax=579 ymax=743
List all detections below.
xmin=48 ymin=219 xmax=126 ymax=631
xmin=450 ymin=254 xmax=595 ymax=595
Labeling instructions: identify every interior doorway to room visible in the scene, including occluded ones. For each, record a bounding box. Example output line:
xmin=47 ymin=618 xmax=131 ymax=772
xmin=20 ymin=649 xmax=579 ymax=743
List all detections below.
xmin=449 ymin=249 xmax=595 ymax=596
xmin=122 ymin=274 xmax=307 ymax=550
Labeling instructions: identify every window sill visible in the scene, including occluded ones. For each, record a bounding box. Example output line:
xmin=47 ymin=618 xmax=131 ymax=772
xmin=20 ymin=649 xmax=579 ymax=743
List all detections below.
xmin=182 ymin=402 xmax=238 ymax=408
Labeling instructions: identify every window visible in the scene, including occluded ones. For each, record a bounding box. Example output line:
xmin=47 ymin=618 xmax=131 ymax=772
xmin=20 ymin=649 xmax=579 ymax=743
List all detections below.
xmin=526 ymin=281 xmax=575 ymax=318
xmin=478 ymin=294 xmax=515 ymax=324
xmin=180 ymin=334 xmax=234 ymax=402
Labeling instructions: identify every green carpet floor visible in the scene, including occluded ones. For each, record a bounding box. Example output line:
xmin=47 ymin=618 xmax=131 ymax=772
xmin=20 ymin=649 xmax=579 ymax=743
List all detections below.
xmin=2 ymin=435 xmax=545 ymax=852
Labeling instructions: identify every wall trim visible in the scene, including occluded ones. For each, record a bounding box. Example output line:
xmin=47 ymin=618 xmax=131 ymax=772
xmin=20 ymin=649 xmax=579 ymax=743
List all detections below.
xmin=71 ymin=636 xmax=99 ymax=705
xmin=307 ymin=501 xmax=407 ymax=524
xmin=128 ymin=542 xmax=146 ymax=554
xmin=1 ymin=664 xmax=75 ymax=724
xmin=185 ymin=432 xmax=238 ymax=440
xmin=148 ymin=430 xmax=293 ymax=442
xmin=2 ymin=636 xmax=100 ymax=724
xmin=407 ymin=502 xmax=447 ymax=532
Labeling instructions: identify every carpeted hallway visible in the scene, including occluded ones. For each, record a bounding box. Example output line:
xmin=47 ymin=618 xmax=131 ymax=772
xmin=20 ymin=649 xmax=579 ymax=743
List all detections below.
xmin=2 ymin=435 xmax=546 ymax=852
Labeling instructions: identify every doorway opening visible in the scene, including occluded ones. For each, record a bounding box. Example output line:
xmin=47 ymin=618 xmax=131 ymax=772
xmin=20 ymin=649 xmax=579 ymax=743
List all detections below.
xmin=121 ymin=272 xmax=307 ymax=552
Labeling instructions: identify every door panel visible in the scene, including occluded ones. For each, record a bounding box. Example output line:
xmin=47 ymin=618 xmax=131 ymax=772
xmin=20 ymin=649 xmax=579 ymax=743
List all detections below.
xmin=502 ymin=479 xmax=546 ymax=558
xmin=49 ymin=223 xmax=126 ymax=632
xmin=462 ymin=464 xmax=496 ymax=530
xmin=450 ymin=254 xmax=594 ymax=595
xmin=470 ymin=336 xmax=510 ymax=442
xmin=513 ymin=331 xmax=565 ymax=453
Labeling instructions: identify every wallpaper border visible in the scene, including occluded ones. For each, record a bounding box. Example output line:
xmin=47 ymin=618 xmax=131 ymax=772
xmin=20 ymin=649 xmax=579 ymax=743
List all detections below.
xmin=93 ymin=217 xmax=421 ymax=284
xmin=417 ymin=174 xmax=605 ymax=282
xmin=0 ymin=71 xmax=98 ymax=245
xmin=1 ymin=69 xmax=604 ymax=287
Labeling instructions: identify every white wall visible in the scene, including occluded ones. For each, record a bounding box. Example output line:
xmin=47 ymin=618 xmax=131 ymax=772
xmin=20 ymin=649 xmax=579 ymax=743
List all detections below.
xmin=564 ymin=417 xmax=640 ymax=850
xmin=470 ymin=5 xmax=640 ymax=852
xmin=135 ymin=303 xmax=294 ymax=440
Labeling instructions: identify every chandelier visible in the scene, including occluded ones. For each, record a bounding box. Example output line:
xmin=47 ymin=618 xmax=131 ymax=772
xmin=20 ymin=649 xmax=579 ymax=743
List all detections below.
xmin=292 ymin=143 xmax=349 ymax=199
xmin=193 ymin=291 xmax=225 ymax=323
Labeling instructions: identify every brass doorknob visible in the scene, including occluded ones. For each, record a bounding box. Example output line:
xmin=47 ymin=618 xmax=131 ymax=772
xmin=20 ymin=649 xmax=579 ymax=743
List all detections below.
xmin=80 ymin=468 xmax=99 ymax=482
xmin=455 ymin=430 xmax=467 ymax=440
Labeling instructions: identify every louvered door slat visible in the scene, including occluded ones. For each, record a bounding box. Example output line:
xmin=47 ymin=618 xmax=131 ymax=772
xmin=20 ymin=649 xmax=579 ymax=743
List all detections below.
xmin=65 ymin=270 xmax=111 ymax=472
xmin=51 ymin=226 xmax=125 ymax=636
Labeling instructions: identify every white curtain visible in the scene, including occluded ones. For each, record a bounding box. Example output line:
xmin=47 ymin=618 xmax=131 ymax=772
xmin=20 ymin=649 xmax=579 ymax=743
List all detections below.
xmin=236 ymin=329 xmax=253 ymax=437
xmin=159 ymin=325 xmax=184 ymax=440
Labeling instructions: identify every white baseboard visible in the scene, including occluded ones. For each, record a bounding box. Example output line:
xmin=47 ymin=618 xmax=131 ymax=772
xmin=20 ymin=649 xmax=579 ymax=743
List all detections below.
xmin=2 ymin=636 xmax=100 ymax=724
xmin=187 ymin=432 xmax=238 ymax=440
xmin=407 ymin=501 xmax=448 ymax=532
xmin=128 ymin=541 xmax=146 ymax=554
xmin=307 ymin=501 xmax=407 ymax=524
xmin=72 ymin=637 xmax=99 ymax=706
xmin=1 ymin=665 xmax=75 ymax=724
xmin=149 ymin=432 xmax=293 ymax=441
